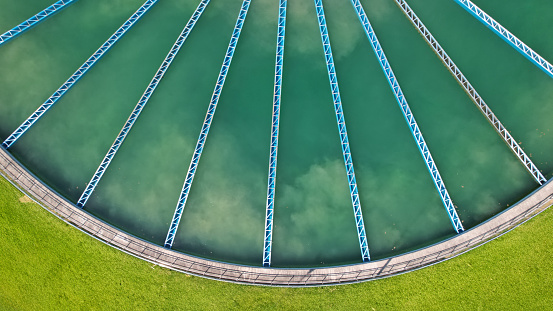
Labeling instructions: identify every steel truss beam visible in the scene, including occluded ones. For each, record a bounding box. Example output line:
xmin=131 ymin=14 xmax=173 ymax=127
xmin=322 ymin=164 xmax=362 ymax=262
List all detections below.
xmin=350 ymin=0 xmax=464 ymax=233
xmin=164 ymin=0 xmax=252 ymax=249
xmin=263 ymin=0 xmax=287 ymax=267
xmin=395 ymin=0 xmax=546 ymax=185
xmin=454 ymin=0 xmax=553 ymax=79
xmin=77 ymin=0 xmax=211 ymax=208
xmin=0 ymin=0 xmax=77 ymax=47
xmin=2 ymin=0 xmax=158 ymax=149
xmin=314 ymin=0 xmax=370 ymax=262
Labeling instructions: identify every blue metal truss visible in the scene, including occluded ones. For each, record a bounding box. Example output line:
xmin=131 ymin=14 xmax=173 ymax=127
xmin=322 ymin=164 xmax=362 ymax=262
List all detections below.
xmin=454 ymin=0 xmax=553 ymax=79
xmin=1 ymin=0 xmax=158 ymax=150
xmin=350 ymin=0 xmax=464 ymax=233
xmin=0 ymin=0 xmax=77 ymax=47
xmin=76 ymin=0 xmax=211 ymax=208
xmin=263 ymin=0 xmax=287 ymax=268
xmin=164 ymin=0 xmax=251 ymax=249
xmin=314 ymin=0 xmax=370 ymax=262
xmin=395 ymin=0 xmax=546 ymax=185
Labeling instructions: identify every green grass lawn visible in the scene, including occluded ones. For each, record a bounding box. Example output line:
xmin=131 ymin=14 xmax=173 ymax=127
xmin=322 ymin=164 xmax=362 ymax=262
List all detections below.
xmin=1 ymin=176 xmax=552 ymax=310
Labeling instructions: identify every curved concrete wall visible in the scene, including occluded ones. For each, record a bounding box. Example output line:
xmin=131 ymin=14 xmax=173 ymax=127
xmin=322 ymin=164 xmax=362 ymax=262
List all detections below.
xmin=1 ymin=147 xmax=551 ymax=286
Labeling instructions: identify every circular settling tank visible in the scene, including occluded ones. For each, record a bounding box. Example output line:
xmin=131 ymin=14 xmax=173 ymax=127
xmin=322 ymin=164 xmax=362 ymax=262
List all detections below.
xmin=1 ymin=0 xmax=552 ymax=274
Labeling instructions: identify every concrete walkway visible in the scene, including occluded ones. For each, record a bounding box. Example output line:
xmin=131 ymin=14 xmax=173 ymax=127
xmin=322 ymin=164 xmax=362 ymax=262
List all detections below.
xmin=1 ymin=147 xmax=551 ymax=286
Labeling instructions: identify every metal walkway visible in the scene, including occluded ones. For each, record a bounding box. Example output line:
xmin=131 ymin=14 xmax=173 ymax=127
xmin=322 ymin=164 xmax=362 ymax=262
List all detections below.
xmin=76 ymin=0 xmax=211 ymax=208
xmin=454 ymin=0 xmax=553 ymax=79
xmin=0 ymin=0 xmax=77 ymax=47
xmin=1 ymin=0 xmax=158 ymax=149
xmin=395 ymin=0 xmax=546 ymax=185
xmin=350 ymin=0 xmax=464 ymax=233
xmin=315 ymin=0 xmax=370 ymax=262
xmin=164 ymin=0 xmax=251 ymax=249
xmin=263 ymin=0 xmax=287 ymax=267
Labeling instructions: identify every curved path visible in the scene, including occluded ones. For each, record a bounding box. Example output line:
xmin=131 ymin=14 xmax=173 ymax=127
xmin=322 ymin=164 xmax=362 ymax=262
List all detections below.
xmin=1 ymin=147 xmax=551 ymax=286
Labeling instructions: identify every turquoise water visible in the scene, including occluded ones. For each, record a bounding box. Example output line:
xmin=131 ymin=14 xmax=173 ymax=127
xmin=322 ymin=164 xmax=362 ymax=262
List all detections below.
xmin=0 ymin=0 xmax=551 ymax=267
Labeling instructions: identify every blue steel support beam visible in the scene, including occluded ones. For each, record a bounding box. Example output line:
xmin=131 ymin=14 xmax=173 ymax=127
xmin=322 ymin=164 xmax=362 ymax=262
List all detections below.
xmin=76 ymin=0 xmax=211 ymax=208
xmin=314 ymin=0 xmax=370 ymax=262
xmin=0 ymin=0 xmax=77 ymax=47
xmin=395 ymin=0 xmax=546 ymax=185
xmin=164 ymin=0 xmax=251 ymax=249
xmin=454 ymin=0 xmax=553 ymax=79
xmin=1 ymin=0 xmax=158 ymax=150
xmin=263 ymin=0 xmax=287 ymax=267
xmin=350 ymin=0 xmax=464 ymax=233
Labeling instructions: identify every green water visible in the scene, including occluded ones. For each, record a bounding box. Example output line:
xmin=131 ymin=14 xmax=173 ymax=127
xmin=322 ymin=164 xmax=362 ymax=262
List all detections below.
xmin=0 ymin=0 xmax=550 ymax=267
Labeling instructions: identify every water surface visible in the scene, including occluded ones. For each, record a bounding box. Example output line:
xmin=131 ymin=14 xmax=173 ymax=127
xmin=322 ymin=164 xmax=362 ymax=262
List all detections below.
xmin=0 ymin=0 xmax=549 ymax=267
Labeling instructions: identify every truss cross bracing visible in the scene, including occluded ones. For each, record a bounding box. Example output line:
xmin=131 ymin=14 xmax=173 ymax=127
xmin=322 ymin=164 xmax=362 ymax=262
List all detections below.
xmin=76 ymin=0 xmax=211 ymax=208
xmin=0 ymin=0 xmax=77 ymax=47
xmin=2 ymin=0 xmax=158 ymax=150
xmin=164 ymin=0 xmax=251 ymax=249
xmin=350 ymin=0 xmax=464 ymax=233
xmin=314 ymin=0 xmax=370 ymax=262
xmin=395 ymin=0 xmax=546 ymax=185
xmin=263 ymin=0 xmax=287 ymax=267
xmin=454 ymin=0 xmax=553 ymax=79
